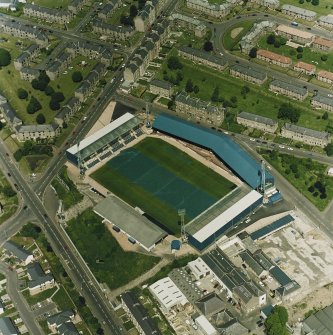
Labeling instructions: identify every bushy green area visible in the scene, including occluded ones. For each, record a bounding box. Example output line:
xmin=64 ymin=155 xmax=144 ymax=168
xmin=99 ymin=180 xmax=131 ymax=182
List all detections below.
xmin=17 ymin=223 xmax=101 ymax=334
xmin=262 ymin=150 xmax=333 ymax=210
xmin=66 ymin=210 xmax=160 ymax=289
xmin=92 ymin=138 xmax=235 ymax=233
xmin=51 ymin=166 xmax=83 ymax=210
xmin=0 ymin=169 xmax=18 ymax=225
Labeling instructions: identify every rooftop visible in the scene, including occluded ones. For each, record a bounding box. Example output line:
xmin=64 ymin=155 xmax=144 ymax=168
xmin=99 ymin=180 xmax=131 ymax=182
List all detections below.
xmin=2 ymin=241 xmax=32 ymax=262
xmin=313 ymin=37 xmax=333 ymax=48
xmin=270 ymin=79 xmax=308 ymax=96
xmin=238 ymin=111 xmax=277 ymax=126
xmin=283 ymin=123 xmax=330 ymax=140
xmin=257 ymin=49 xmax=292 ymax=64
xmin=281 ymin=4 xmax=316 ymax=17
xmin=0 ymin=317 xmax=17 ymax=335
xmin=312 ymin=94 xmax=333 ymax=107
xmin=318 ymin=70 xmax=333 ymax=81
xmin=231 ymin=64 xmax=267 ymax=81
xmin=294 ymin=61 xmax=316 ymax=72
xmin=303 ymin=304 xmax=333 ymax=335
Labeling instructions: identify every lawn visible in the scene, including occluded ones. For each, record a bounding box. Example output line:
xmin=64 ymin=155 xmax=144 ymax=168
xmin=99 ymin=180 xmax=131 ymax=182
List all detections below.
xmin=51 ymin=166 xmax=83 ymax=210
xmin=0 ymin=169 xmax=18 ymax=225
xmin=22 ymin=287 xmax=57 ymax=305
xmin=91 ymin=137 xmax=236 ymax=233
xmin=223 ymin=21 xmax=254 ymax=51
xmin=26 ymin=0 xmax=69 ymax=9
xmin=66 ymin=209 xmax=161 ymax=290
xmin=52 ymin=286 xmax=75 ymax=310
xmin=262 ymin=150 xmax=333 ymax=210
xmin=278 ymin=0 xmax=333 ymax=16
xmin=257 ymin=34 xmax=333 ymax=72
xmin=156 ymin=54 xmax=330 ymax=131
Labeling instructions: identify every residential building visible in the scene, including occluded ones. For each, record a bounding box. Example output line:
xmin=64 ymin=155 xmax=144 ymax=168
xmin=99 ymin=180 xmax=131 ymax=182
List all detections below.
xmin=311 ymin=94 xmax=333 ymax=112
xmin=276 ymin=24 xmax=314 ymax=44
xmin=121 ymin=291 xmax=162 ymax=335
xmin=46 ymin=52 xmax=73 ymax=80
xmin=239 ymin=21 xmax=274 ymax=53
xmin=16 ymin=124 xmax=60 ymax=142
xmin=269 ymin=79 xmax=308 ymax=101
xmin=257 ymin=49 xmax=292 ymax=68
xmin=2 ymin=241 xmax=33 ymax=265
xmin=19 ymin=67 xmax=40 ymax=82
xmin=318 ymin=15 xmax=333 ymax=29
xmin=0 ymin=0 xmax=17 ymax=10
xmin=0 ymin=317 xmax=18 ymax=335
xmin=23 ymin=4 xmax=73 ymax=24
xmin=54 ymin=97 xmax=81 ymax=127
xmin=302 ymin=304 xmax=333 ymax=335
xmin=0 ymin=21 xmax=48 ymax=45
xmin=281 ymin=123 xmax=330 ymax=147
xmin=27 ymin=262 xmax=55 ymax=295
xmin=92 ymin=19 xmax=134 ymax=40
xmin=47 ymin=310 xmax=79 ymax=335
xmin=170 ymin=13 xmax=207 ymax=37
xmin=281 ymin=4 xmax=316 ymax=21
xmin=98 ymin=0 xmax=120 ymax=19
xmin=0 ymin=101 xmax=22 ymax=127
xmin=293 ymin=61 xmax=316 ymax=75
xmin=230 ymin=65 xmax=267 ymax=85
xmin=179 ymin=46 xmax=228 ymax=71
xmin=14 ymin=44 xmax=40 ymax=71
xmin=237 ymin=112 xmax=278 ymax=133
xmin=195 ymin=315 xmax=217 ymax=335
xmin=134 ymin=1 xmax=155 ymax=32
xmin=186 ymin=0 xmax=233 ymax=19
xmin=250 ymin=0 xmax=279 ymax=8
xmin=0 ymin=302 xmax=4 ymax=315
xmin=68 ymin=0 xmax=88 ymax=14
xmin=312 ymin=36 xmax=333 ymax=51
xmin=175 ymin=92 xmax=224 ymax=125
xmin=149 ymin=277 xmax=189 ymax=312
xmin=317 ymin=70 xmax=333 ymax=85
xmin=149 ymin=79 xmax=174 ymax=98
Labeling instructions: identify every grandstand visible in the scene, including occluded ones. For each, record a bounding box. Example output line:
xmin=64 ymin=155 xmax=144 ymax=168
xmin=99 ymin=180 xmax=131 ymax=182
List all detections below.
xmin=66 ymin=113 xmax=142 ymax=170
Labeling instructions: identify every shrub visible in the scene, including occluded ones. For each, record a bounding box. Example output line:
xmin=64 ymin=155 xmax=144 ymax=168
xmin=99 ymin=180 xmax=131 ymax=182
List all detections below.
xmin=17 ymin=88 xmax=28 ymax=99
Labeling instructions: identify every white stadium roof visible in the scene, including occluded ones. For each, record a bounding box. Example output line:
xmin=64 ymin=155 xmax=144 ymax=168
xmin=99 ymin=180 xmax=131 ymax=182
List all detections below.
xmin=149 ymin=277 xmax=189 ymax=311
xmin=192 ymin=190 xmax=262 ymax=243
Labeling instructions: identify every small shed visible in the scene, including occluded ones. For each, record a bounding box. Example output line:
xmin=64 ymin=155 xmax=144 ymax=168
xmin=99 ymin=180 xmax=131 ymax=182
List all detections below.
xmin=171 ymin=240 xmax=181 ymax=251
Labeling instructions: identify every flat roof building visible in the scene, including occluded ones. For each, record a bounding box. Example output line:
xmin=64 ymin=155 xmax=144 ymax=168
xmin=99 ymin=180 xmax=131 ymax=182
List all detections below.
xmin=94 ymin=196 xmax=167 ymax=252
xmin=195 ymin=315 xmax=217 ymax=335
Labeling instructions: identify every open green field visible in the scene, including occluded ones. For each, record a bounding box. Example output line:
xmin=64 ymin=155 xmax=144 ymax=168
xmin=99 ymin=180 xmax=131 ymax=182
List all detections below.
xmin=156 ymin=54 xmax=331 ymax=132
xmin=279 ymin=0 xmax=333 ymax=16
xmin=262 ymin=150 xmax=333 ymax=210
xmin=27 ymin=0 xmax=69 ymax=9
xmin=0 ymin=34 xmax=96 ymax=125
xmin=91 ymin=137 xmax=236 ymax=233
xmin=257 ymin=34 xmax=333 ymax=72
xmin=223 ymin=21 xmax=254 ymax=51
xmin=66 ymin=209 xmax=160 ymax=289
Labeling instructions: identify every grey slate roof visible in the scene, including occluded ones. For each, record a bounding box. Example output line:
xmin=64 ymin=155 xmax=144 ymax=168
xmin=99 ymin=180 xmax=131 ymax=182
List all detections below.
xmin=283 ymin=123 xmax=330 ymax=140
xmin=0 ymin=317 xmax=17 ymax=335
xmin=3 ymin=241 xmax=32 ymax=262
xmin=47 ymin=310 xmax=75 ymax=328
xmin=18 ymin=124 xmax=58 ymax=133
xmin=282 ymin=4 xmax=316 ymax=18
xmin=270 ymin=79 xmax=307 ymax=96
xmin=58 ymin=322 xmax=79 ymax=335
xmin=27 ymin=262 xmax=54 ymax=289
xmin=312 ymin=95 xmax=333 ymax=107
xmin=176 ymin=92 xmax=223 ymax=114
xmin=150 ymin=79 xmax=172 ymax=90
xmin=122 ymin=291 xmax=162 ymax=335
xmin=0 ymin=102 xmax=22 ymax=125
xmin=216 ymin=319 xmax=248 ymax=335
xmin=92 ymin=19 xmax=134 ymax=33
xmin=252 ymin=251 xmax=273 ymax=271
xmin=239 ymin=250 xmax=265 ymax=276
xmin=238 ymin=112 xmax=277 ymax=126
xmin=195 ymin=293 xmax=225 ymax=317
xmin=231 ymin=64 xmax=267 ymax=81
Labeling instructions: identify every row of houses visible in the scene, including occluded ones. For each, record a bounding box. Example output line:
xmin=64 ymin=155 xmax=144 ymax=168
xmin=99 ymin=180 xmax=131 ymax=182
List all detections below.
xmin=47 ymin=310 xmax=80 ymax=335
xmin=23 ymin=0 xmax=88 ymax=24
xmin=124 ymin=20 xmax=170 ymax=82
xmin=170 ymin=13 xmax=207 ymax=38
xmin=97 ymin=0 xmax=120 ymax=20
xmin=236 ymin=111 xmax=330 ymax=147
xmin=13 ymin=44 xmax=40 ymax=71
xmin=186 ymin=0 xmax=238 ymax=19
xmin=91 ymin=19 xmax=134 ymax=41
xmin=46 ymin=51 xmax=73 ymax=80
xmin=0 ymin=20 xmax=48 ymax=46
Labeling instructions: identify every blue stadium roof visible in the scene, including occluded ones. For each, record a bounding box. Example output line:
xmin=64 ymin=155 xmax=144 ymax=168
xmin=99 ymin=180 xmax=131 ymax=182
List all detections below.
xmin=153 ymin=114 xmax=274 ymax=189
xmin=250 ymin=214 xmax=294 ymax=240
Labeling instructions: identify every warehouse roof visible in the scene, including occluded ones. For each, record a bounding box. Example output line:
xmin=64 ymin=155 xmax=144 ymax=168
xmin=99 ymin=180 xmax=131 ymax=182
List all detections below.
xmin=94 ymin=196 xmax=166 ymax=251
xmin=153 ymin=113 xmax=273 ymax=189
xmin=67 ymin=113 xmax=141 ymax=160
xmin=303 ymin=304 xmax=333 ymax=335
xmin=238 ymin=112 xmax=277 ymax=126
xmin=250 ymin=214 xmax=295 ymax=240
xmin=283 ymin=123 xmax=330 ymax=140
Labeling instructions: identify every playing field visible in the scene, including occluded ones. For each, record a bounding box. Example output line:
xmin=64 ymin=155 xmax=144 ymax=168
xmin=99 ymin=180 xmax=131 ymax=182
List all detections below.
xmin=91 ymin=137 xmax=236 ymax=235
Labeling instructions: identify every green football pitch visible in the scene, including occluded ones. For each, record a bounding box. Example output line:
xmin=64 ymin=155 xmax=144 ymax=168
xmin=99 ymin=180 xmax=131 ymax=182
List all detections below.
xmin=91 ymin=137 xmax=236 ymax=236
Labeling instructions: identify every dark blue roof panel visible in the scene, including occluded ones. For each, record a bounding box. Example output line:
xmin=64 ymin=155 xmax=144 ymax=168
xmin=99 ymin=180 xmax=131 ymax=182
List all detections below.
xmin=153 ymin=114 xmax=274 ymax=189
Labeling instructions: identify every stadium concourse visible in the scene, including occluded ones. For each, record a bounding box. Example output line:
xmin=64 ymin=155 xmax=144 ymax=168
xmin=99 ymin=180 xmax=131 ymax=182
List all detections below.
xmin=153 ymin=114 xmax=282 ymax=250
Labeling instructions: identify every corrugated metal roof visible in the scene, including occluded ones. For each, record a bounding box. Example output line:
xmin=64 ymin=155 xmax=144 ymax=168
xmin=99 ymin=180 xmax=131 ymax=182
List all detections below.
xmin=153 ymin=113 xmax=273 ymax=189
xmin=250 ymin=214 xmax=295 ymax=240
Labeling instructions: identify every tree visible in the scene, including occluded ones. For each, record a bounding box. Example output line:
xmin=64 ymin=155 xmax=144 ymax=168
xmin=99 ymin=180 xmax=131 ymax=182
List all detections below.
xmin=27 ymin=96 xmax=42 ymax=114
xmin=278 ymin=103 xmax=300 ymax=123
xmin=203 ymin=41 xmax=213 ymax=52
xmin=71 ymin=71 xmax=83 ymax=83
xmin=322 ymin=111 xmax=329 ymax=120
xmin=265 ymin=306 xmax=289 ymax=335
xmin=211 ymin=86 xmax=219 ymax=102
xmin=296 ymin=46 xmax=303 ymax=53
xmin=138 ymin=0 xmax=146 ymax=9
xmin=325 ymin=143 xmax=333 ymax=156
xmin=241 ymin=85 xmax=250 ymax=95
xmin=249 ymin=47 xmax=257 ymax=58
xmin=297 ymin=53 xmax=303 ymax=59
xmin=193 ymin=85 xmax=199 ymax=93
xmin=36 ymin=113 xmax=46 ymax=124
xmin=45 ymin=85 xmax=54 ymax=96
xmin=311 ymin=0 xmax=319 ymax=5
xmin=321 ymin=55 xmax=328 ymax=61
xmin=267 ymin=34 xmax=276 ymax=45
xmin=17 ymin=88 xmax=28 ymax=99
xmin=51 ymin=92 xmax=65 ymax=103
xmin=299 ymin=0 xmax=304 ymax=3
xmin=274 ymin=40 xmax=281 ymax=48
xmin=20 ymin=223 xmax=41 ymax=239
xmin=49 ymin=100 xmax=60 ymax=111
xmin=129 ymin=4 xmax=138 ymax=18
xmin=167 ymin=56 xmax=182 ymax=70
xmin=185 ymin=79 xmax=194 ymax=93
xmin=0 ymin=48 xmax=11 ymax=66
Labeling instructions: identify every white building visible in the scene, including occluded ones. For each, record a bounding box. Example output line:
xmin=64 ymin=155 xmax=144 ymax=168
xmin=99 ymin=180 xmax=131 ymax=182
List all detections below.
xmin=195 ymin=315 xmax=217 ymax=335
xmin=149 ymin=277 xmax=189 ymax=312
xmin=188 ymin=258 xmax=211 ymax=280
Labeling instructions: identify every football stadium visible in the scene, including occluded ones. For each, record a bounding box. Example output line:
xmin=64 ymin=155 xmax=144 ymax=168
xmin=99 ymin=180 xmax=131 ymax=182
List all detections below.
xmin=66 ymin=112 xmax=281 ymax=251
